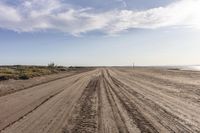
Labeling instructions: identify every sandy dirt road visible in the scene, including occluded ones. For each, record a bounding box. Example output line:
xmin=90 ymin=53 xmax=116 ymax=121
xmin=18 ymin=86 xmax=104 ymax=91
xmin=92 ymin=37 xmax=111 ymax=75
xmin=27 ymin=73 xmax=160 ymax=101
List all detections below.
xmin=1 ymin=68 xmax=200 ymax=133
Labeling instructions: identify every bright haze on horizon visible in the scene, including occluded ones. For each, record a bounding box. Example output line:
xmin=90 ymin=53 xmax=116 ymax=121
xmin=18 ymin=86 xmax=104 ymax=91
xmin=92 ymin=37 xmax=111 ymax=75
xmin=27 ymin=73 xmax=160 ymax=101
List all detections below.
xmin=0 ymin=0 xmax=200 ymax=66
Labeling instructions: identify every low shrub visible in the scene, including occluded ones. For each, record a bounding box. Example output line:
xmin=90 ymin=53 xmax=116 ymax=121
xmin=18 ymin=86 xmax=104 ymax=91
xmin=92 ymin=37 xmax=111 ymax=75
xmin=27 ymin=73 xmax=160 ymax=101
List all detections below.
xmin=18 ymin=74 xmax=30 ymax=80
xmin=0 ymin=65 xmax=67 ymax=81
xmin=0 ymin=75 xmax=10 ymax=81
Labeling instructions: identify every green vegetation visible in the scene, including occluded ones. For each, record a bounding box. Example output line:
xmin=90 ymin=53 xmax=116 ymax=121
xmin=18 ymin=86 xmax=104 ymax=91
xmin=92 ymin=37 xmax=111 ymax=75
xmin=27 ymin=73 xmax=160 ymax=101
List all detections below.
xmin=0 ymin=65 xmax=68 ymax=81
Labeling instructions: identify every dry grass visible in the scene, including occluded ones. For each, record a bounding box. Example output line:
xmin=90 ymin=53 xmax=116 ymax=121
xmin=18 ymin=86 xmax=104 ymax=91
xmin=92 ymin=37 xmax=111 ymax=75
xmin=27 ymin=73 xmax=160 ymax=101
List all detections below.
xmin=0 ymin=66 xmax=67 ymax=81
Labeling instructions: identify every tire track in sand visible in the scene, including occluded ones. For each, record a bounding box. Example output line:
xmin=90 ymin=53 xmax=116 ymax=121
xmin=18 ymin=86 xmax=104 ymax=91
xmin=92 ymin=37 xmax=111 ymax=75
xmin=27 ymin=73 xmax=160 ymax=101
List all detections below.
xmin=102 ymin=73 xmax=130 ymax=133
xmin=64 ymin=76 xmax=100 ymax=133
xmin=0 ymin=70 xmax=95 ymax=133
xmin=0 ymin=90 xmax=62 ymax=132
xmin=105 ymin=69 xmax=159 ymax=133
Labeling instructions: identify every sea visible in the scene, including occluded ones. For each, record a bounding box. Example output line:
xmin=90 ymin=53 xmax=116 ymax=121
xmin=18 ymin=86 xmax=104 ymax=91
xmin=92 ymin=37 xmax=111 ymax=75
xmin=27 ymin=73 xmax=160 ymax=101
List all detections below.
xmin=178 ymin=65 xmax=200 ymax=71
xmin=163 ymin=65 xmax=200 ymax=71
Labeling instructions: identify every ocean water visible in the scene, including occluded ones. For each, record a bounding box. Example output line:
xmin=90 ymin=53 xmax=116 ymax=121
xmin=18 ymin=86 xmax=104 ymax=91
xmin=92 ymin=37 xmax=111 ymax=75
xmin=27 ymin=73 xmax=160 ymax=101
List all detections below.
xmin=180 ymin=66 xmax=200 ymax=71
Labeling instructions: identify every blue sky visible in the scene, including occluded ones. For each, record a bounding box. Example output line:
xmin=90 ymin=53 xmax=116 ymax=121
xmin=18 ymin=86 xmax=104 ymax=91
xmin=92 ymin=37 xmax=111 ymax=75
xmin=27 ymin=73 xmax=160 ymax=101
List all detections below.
xmin=0 ymin=0 xmax=200 ymax=66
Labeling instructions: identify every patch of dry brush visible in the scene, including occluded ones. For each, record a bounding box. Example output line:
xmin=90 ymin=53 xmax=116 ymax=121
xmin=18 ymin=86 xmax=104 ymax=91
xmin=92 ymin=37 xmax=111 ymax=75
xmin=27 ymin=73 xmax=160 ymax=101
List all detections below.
xmin=0 ymin=65 xmax=67 ymax=81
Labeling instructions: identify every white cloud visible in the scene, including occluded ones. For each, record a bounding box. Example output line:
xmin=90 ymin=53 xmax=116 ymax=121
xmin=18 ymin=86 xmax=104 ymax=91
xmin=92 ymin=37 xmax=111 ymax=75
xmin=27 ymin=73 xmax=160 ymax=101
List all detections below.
xmin=0 ymin=3 xmax=21 ymax=25
xmin=0 ymin=0 xmax=199 ymax=35
xmin=105 ymin=0 xmax=200 ymax=34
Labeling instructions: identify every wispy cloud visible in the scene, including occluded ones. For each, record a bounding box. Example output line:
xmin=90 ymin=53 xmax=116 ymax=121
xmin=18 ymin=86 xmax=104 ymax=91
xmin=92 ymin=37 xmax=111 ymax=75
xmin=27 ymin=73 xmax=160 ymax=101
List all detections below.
xmin=0 ymin=0 xmax=199 ymax=35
